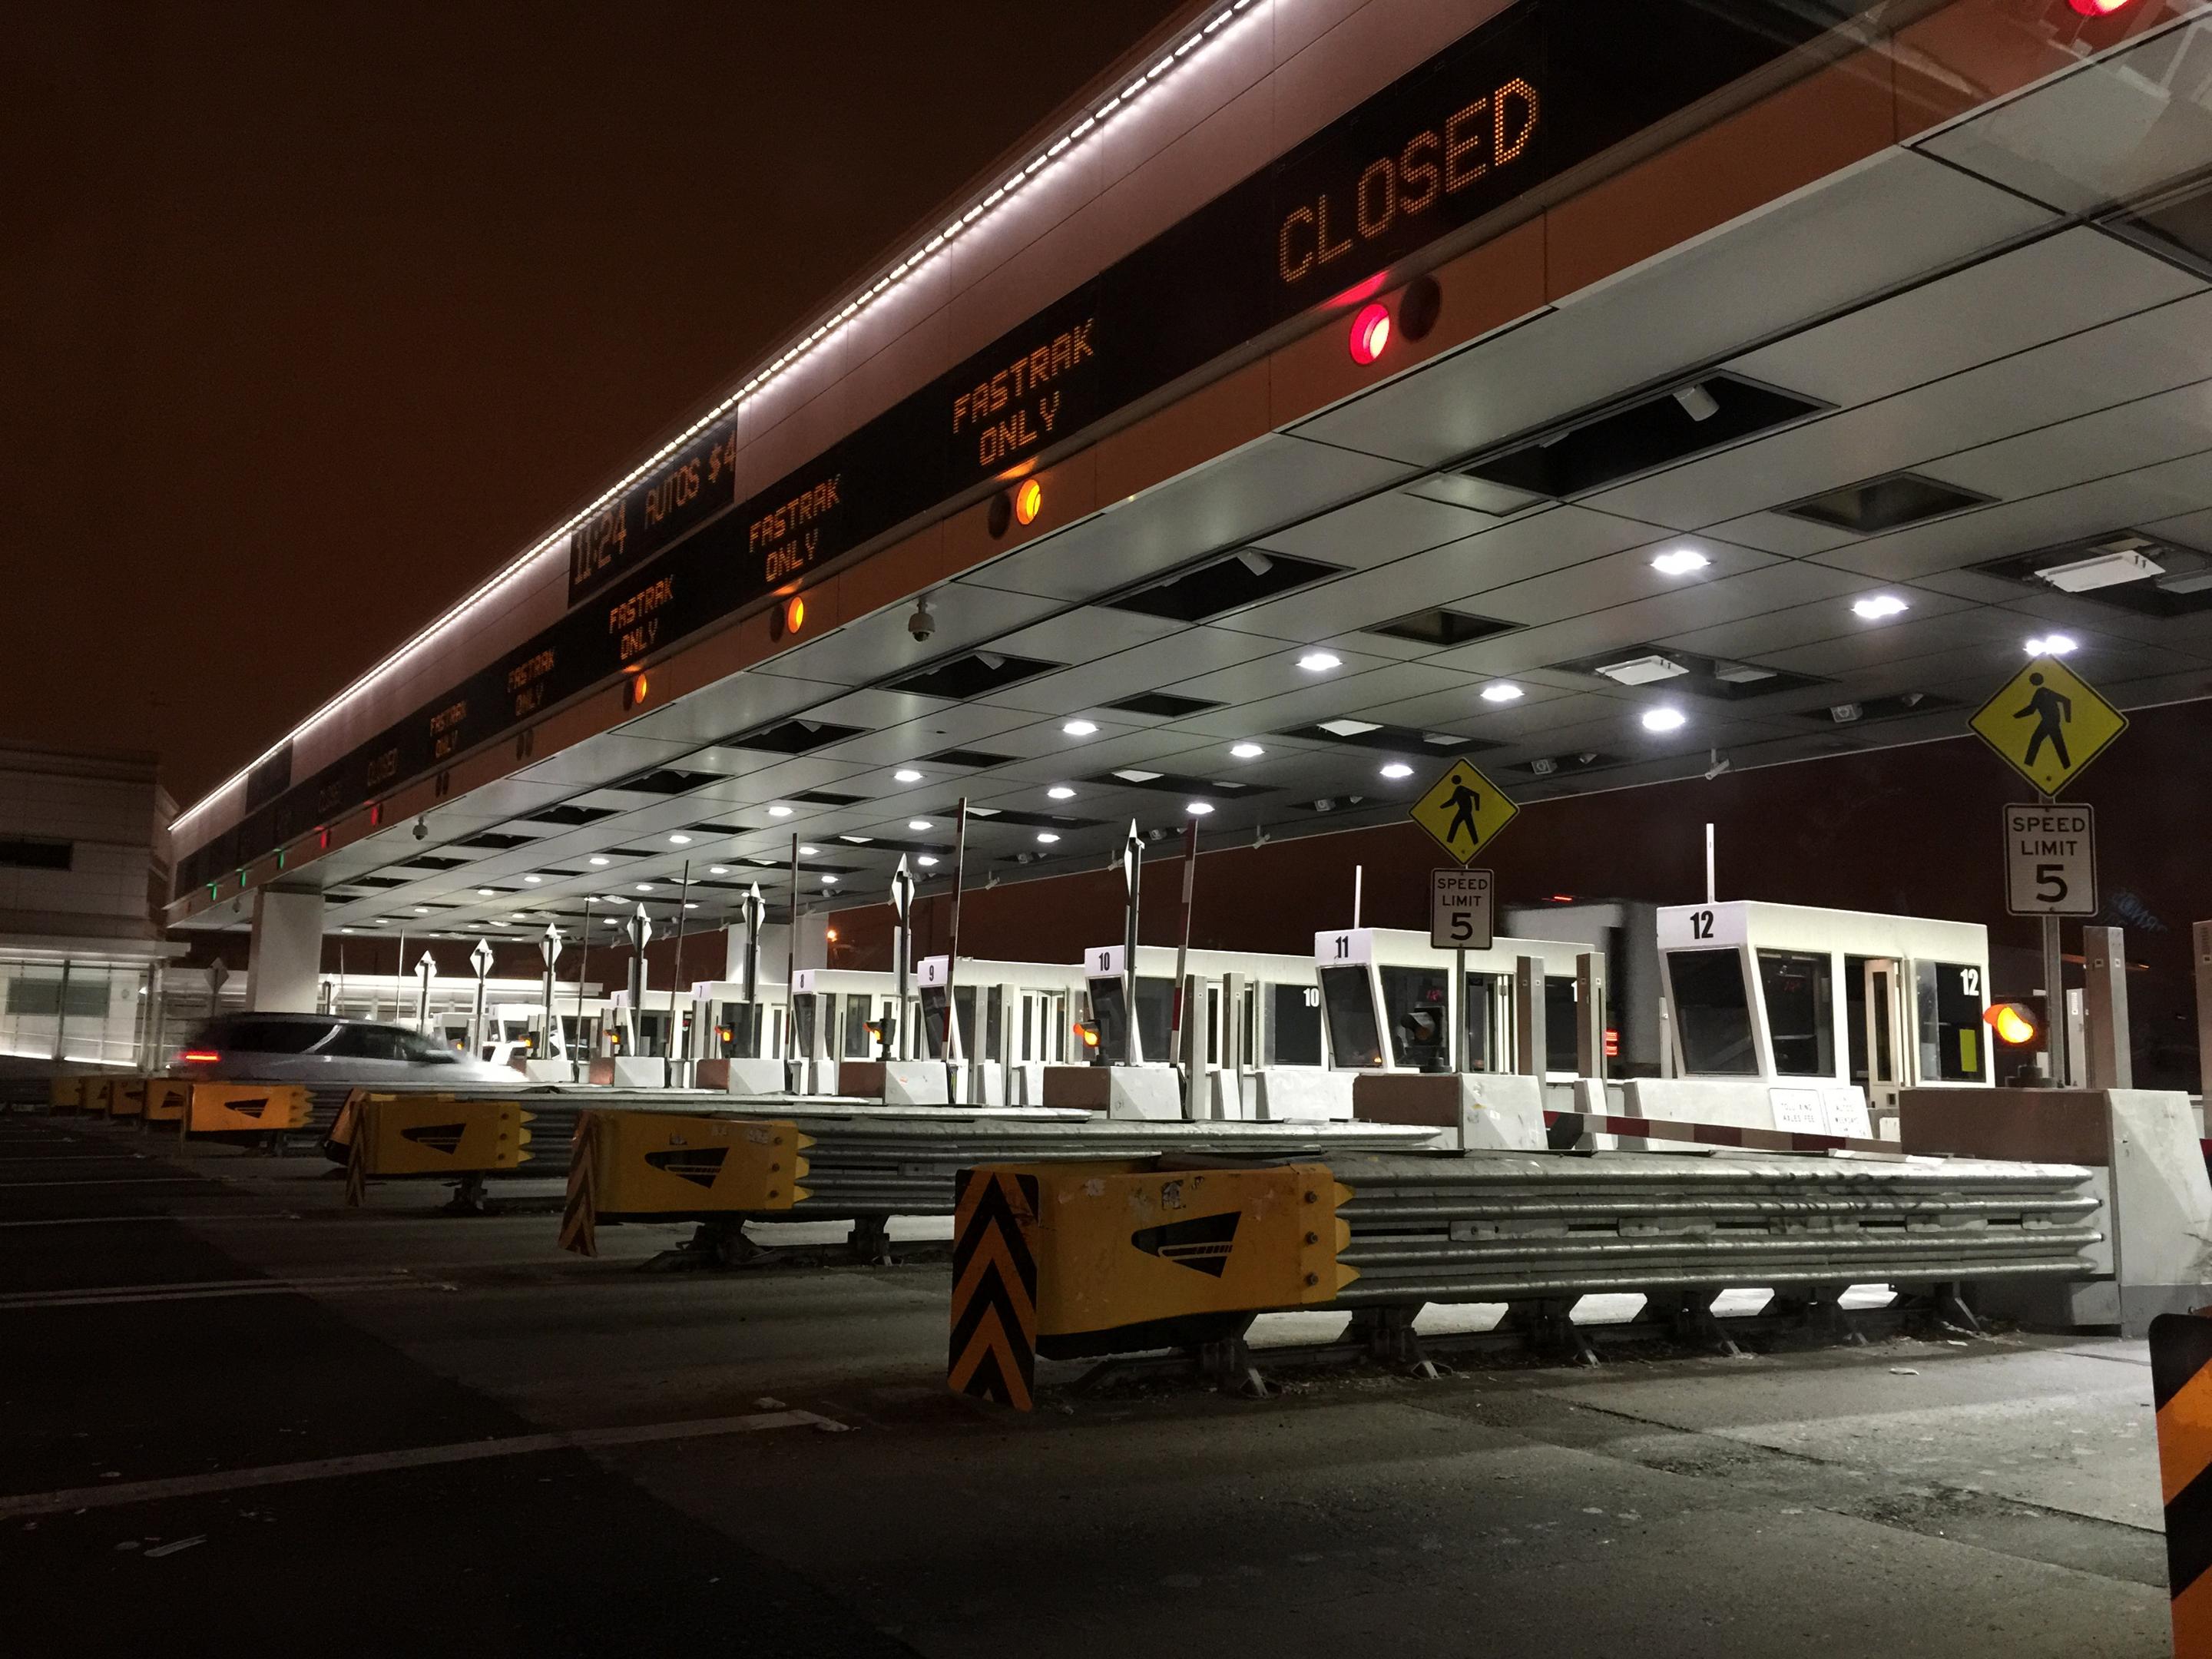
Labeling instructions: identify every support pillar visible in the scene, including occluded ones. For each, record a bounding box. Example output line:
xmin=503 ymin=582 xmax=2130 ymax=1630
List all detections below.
xmin=2083 ymin=925 xmax=2132 ymax=1090
xmin=1575 ymin=950 xmax=1606 ymax=1081
xmin=1514 ymin=955 xmax=1547 ymax=1078
xmin=247 ymin=888 xmax=324 ymax=1013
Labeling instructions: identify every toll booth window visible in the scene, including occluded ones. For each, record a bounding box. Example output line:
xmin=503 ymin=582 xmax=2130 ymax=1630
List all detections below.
xmin=1545 ymin=977 xmax=1579 ymax=1075
xmin=198 ymin=1016 xmax=336 ymax=1055
xmin=1462 ymin=973 xmax=1498 ymax=1071
xmin=1091 ymin=979 xmax=1133 ymax=1062
xmin=1268 ymin=982 xmax=1323 ymax=1066
xmin=919 ymin=985 xmax=950 ymax=1058
xmin=1320 ymin=966 xmax=1384 ymax=1068
xmin=1379 ymin=966 xmax=1448 ymax=1071
xmin=1665 ymin=949 xmax=1758 ymax=1075
xmin=1206 ymin=986 xmax=1220 ymax=1066
xmin=984 ymin=988 xmax=1002 ymax=1064
xmin=793 ymin=997 xmax=816 ymax=1057
xmin=1844 ymin=957 xmax=1897 ymax=1088
xmin=1135 ymin=977 xmax=1175 ymax=1064
xmin=1757 ymin=950 xmax=1834 ymax=1078
xmin=325 ymin=1024 xmax=408 ymax=1061
xmin=842 ymin=996 xmax=873 ymax=1058
xmin=1916 ymin=962 xmax=1988 ymax=1081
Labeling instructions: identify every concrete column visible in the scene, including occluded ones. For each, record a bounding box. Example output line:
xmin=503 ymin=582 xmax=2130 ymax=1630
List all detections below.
xmin=246 ymin=888 xmax=324 ymax=1013
xmin=2082 ymin=925 xmax=2133 ymax=1091
xmin=1575 ymin=951 xmax=1607 ymax=1081
xmin=1181 ymin=972 xmax=1207 ymax=1119
xmin=1515 ymin=956 xmax=1547 ymax=1078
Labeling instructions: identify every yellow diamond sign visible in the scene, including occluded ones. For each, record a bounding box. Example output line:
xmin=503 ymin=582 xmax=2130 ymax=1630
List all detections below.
xmin=1969 ymin=656 xmax=2128 ymax=795
xmin=1409 ymin=758 xmax=1517 ymax=865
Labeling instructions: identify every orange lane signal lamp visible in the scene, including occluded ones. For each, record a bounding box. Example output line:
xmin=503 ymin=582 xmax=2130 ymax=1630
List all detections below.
xmin=1984 ymin=1002 xmax=2039 ymax=1045
xmin=1014 ymin=478 xmax=1044 ymax=526
xmin=770 ymin=594 xmax=806 ymax=641
xmin=1074 ymin=1019 xmax=1101 ymax=1050
xmin=624 ymin=671 xmax=651 ymax=709
xmin=1348 ymin=300 xmax=1392 ymax=365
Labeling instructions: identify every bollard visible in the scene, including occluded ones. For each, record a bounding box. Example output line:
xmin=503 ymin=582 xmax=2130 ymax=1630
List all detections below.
xmin=2151 ymin=1313 xmax=2212 ymax=1654
xmin=1515 ymin=955 xmax=1546 ymax=1078
xmin=2083 ymin=925 xmax=2133 ymax=1091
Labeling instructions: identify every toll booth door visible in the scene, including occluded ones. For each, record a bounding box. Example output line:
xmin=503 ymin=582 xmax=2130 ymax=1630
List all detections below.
xmin=1320 ymin=965 xmax=1385 ymax=1069
xmin=1847 ymin=955 xmax=1903 ymax=1111
xmin=1267 ymin=983 xmax=1324 ymax=1066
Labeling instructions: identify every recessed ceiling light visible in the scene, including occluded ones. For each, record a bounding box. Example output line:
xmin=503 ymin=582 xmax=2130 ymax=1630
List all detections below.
xmin=2038 ymin=545 xmax=2161 ymax=592
xmin=1062 ymin=719 xmax=1098 ymax=736
xmin=1047 ymin=785 xmax=1076 ymax=800
xmin=768 ymin=805 xmax=793 ymax=817
xmin=820 ymin=874 xmax=838 ymax=886
xmin=476 ymin=888 xmax=495 ymax=896
xmin=1379 ymin=763 xmax=1413 ymax=779
xmin=1596 ymin=654 xmax=1687 ymax=686
xmin=589 ymin=856 xmax=611 ymax=866
xmin=908 ymin=819 xmax=932 ymax=830
xmin=917 ymin=854 xmax=939 ymax=868
xmin=799 ymin=846 xmax=819 ymax=856
xmin=523 ymin=874 xmax=542 ymax=884
xmin=1114 ymin=768 xmax=1161 ymax=783
xmin=708 ymin=865 xmax=730 ymax=875
xmin=1852 ymin=594 xmax=1909 ymax=620
xmin=1037 ymin=832 xmax=1061 ymax=844
xmin=1481 ymin=683 xmax=1525 ymax=704
xmin=668 ymin=833 xmax=691 ymax=845
xmin=1651 ymin=548 xmax=1710 ymax=576
xmin=1641 ymin=707 xmax=1687 ymax=733
xmin=412 ymin=906 xmax=429 ymax=914
xmin=1320 ymin=718 xmax=1380 ymax=737
xmin=684 ymin=902 xmax=700 ymax=910
xmin=1230 ymin=742 xmax=1265 ymax=759
xmin=635 ymin=882 xmax=654 ymax=891
xmin=492 ymin=919 xmax=509 ymax=927
xmin=1187 ymin=801 xmax=1215 ymax=816
xmin=1298 ymin=651 xmax=1343 ymax=672
xmin=2026 ymin=634 xmax=2079 ymax=656
xmin=339 ymin=927 xmax=353 ymax=935
xmin=893 ymin=769 xmax=922 ymax=783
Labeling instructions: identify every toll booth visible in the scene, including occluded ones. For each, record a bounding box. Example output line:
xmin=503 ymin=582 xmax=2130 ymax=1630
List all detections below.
xmin=790 ymin=969 xmax=907 ymax=1094
xmin=915 ymin=955 xmax=1088 ymax=1105
xmin=1501 ymin=900 xmax=1662 ymax=1076
xmin=682 ymin=979 xmax=792 ymax=1094
xmin=1316 ymin=927 xmax=1594 ymax=1077
xmin=1081 ymin=943 xmax=1330 ymax=1121
xmin=602 ymin=992 xmax=684 ymax=1086
xmin=1654 ymin=900 xmax=1995 ymax=1138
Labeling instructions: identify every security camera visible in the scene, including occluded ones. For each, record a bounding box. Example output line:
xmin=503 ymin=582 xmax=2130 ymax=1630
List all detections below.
xmin=412 ymin=816 xmax=429 ymax=841
xmin=908 ymin=596 xmax=935 ymax=644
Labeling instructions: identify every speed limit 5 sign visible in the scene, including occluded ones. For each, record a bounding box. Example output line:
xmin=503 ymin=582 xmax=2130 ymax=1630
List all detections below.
xmin=2003 ymin=803 xmax=2096 ymax=917
xmin=1430 ymin=868 xmax=1495 ymax=950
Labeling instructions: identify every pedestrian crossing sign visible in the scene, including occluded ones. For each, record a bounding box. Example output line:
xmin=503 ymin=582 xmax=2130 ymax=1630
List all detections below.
xmin=1969 ymin=656 xmax=2127 ymax=796
xmin=1408 ymin=758 xmax=1517 ymax=865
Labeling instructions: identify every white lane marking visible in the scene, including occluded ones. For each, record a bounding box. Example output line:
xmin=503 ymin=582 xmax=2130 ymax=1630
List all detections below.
xmin=0 ymin=1409 xmax=841 ymax=1518
xmin=0 ymin=1274 xmax=455 ymax=1310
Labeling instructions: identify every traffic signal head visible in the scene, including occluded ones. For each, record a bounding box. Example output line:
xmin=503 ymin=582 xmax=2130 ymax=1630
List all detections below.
xmin=1984 ymin=1002 xmax=2038 ymax=1045
xmin=1074 ymin=1018 xmax=1101 ymax=1050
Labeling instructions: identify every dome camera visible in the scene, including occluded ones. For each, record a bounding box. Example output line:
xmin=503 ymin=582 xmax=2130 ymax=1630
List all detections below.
xmin=908 ymin=595 xmax=935 ymax=644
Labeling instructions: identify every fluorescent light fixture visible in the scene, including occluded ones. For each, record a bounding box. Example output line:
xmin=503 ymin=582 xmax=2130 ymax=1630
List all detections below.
xmin=1852 ymin=594 xmax=1909 ymax=619
xmin=667 ymin=833 xmax=691 ymax=845
xmin=1037 ymin=832 xmax=1061 ymax=844
xmin=1114 ymin=769 xmax=1160 ymax=783
xmin=2038 ymin=546 xmax=2162 ymax=593
xmin=1047 ymin=785 xmax=1076 ymax=800
xmin=2026 ymin=634 xmax=2079 ymax=657
xmin=893 ymin=769 xmax=922 ymax=783
xmin=1186 ymin=801 xmax=1214 ymax=816
xmin=1297 ymin=651 xmax=1343 ymax=672
xmin=1379 ymin=763 xmax=1413 ymax=779
xmin=1641 ymin=707 xmax=1687 ymax=733
xmin=1480 ymin=683 xmax=1525 ymax=704
xmin=1596 ymin=654 xmax=1687 ymax=687
xmin=1651 ymin=548 xmax=1710 ymax=576
xmin=908 ymin=819 xmax=932 ymax=831
xmin=1230 ymin=742 xmax=1265 ymax=759
xmin=1062 ymin=720 xmax=1098 ymax=736
xmin=1320 ymin=718 xmax=1380 ymax=737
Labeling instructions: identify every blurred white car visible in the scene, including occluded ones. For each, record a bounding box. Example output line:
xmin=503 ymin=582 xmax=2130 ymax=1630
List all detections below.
xmin=175 ymin=1014 xmax=518 ymax=1084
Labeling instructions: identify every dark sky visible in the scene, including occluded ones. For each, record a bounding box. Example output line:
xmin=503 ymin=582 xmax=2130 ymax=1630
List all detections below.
xmin=2 ymin=2 xmax=1188 ymax=803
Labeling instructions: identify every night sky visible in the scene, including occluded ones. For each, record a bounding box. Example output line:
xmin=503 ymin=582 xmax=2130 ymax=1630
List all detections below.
xmin=3 ymin=2 xmax=1187 ymax=803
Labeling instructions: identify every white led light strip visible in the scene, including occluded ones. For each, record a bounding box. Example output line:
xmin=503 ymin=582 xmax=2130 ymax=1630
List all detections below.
xmin=176 ymin=0 xmax=1269 ymax=842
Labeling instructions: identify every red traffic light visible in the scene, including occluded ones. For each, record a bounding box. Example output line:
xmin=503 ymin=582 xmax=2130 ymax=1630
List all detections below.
xmin=1348 ymin=301 xmax=1392 ymax=365
xmin=2068 ymin=0 xmax=2136 ymax=15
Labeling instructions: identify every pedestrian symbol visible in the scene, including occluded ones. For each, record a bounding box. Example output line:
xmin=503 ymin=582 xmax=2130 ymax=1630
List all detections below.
xmin=1408 ymin=758 xmax=1518 ymax=865
xmin=1969 ymin=656 xmax=2128 ymax=795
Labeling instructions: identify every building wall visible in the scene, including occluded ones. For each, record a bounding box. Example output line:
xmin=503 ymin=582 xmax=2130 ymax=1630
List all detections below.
xmin=0 ymin=746 xmax=168 ymax=941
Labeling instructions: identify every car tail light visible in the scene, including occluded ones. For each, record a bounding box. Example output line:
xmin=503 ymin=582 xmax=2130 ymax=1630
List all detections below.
xmin=180 ymin=1050 xmax=220 ymax=1063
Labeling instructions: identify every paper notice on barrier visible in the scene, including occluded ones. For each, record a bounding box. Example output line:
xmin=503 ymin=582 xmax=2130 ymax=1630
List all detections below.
xmin=1822 ymin=1086 xmax=1874 ymax=1141
xmin=1769 ymin=1088 xmax=1825 ymax=1135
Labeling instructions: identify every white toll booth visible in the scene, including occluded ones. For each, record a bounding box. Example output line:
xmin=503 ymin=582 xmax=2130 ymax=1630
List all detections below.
xmin=789 ymin=969 xmax=907 ymax=1094
xmin=1651 ymin=899 xmax=1995 ymax=1140
xmin=1315 ymin=926 xmax=1594 ymax=1073
xmin=684 ymin=979 xmax=791 ymax=1094
xmin=1081 ymin=943 xmax=1329 ymax=1121
xmin=916 ymin=955 xmax=1088 ymax=1106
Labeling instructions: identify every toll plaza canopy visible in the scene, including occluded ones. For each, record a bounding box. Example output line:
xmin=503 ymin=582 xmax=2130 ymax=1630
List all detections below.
xmin=169 ymin=0 xmax=2212 ymax=942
